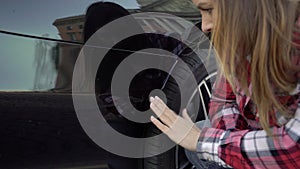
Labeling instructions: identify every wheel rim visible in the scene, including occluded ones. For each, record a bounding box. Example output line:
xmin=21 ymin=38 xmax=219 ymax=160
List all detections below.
xmin=176 ymin=71 xmax=217 ymax=169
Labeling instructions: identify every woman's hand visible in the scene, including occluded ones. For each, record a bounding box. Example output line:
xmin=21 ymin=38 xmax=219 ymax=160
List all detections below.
xmin=149 ymin=96 xmax=201 ymax=151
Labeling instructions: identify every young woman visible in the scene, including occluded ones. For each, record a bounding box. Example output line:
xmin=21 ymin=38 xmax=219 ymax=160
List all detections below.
xmin=150 ymin=0 xmax=300 ymax=168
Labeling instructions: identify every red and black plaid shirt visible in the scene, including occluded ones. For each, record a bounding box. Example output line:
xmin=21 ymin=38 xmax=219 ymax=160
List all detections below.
xmin=196 ymin=64 xmax=300 ymax=169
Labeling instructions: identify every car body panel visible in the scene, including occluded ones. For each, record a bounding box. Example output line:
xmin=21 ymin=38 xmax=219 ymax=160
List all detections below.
xmin=0 ymin=1 xmax=203 ymax=168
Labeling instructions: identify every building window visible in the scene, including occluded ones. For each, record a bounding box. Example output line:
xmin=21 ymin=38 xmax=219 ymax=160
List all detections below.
xmin=78 ymin=24 xmax=83 ymax=29
xmin=67 ymin=32 xmax=77 ymax=41
xmin=66 ymin=25 xmax=73 ymax=30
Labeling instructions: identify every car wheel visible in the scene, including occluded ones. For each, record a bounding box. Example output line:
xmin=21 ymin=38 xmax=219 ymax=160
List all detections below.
xmin=141 ymin=46 xmax=217 ymax=169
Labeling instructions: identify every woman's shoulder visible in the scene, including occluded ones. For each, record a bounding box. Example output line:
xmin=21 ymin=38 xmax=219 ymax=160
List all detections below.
xmin=290 ymin=81 xmax=300 ymax=95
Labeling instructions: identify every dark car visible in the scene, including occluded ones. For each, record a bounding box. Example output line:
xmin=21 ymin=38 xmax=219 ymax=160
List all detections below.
xmin=0 ymin=0 xmax=217 ymax=168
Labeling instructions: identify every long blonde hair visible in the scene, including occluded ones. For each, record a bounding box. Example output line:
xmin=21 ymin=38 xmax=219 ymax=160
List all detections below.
xmin=212 ymin=0 xmax=300 ymax=133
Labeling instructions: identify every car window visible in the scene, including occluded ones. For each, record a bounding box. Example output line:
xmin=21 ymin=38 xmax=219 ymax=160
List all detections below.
xmin=0 ymin=0 xmax=140 ymax=40
xmin=0 ymin=0 xmax=201 ymax=91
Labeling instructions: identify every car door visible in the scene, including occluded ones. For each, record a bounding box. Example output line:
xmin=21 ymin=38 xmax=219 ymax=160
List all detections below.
xmin=0 ymin=1 xmax=207 ymax=168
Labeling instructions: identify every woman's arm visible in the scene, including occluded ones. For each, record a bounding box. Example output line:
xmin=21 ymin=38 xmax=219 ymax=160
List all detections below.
xmin=198 ymin=102 xmax=300 ymax=169
xmin=150 ymin=95 xmax=300 ymax=168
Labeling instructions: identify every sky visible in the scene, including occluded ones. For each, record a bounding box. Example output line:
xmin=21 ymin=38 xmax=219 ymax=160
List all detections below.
xmin=0 ymin=0 xmax=140 ymax=91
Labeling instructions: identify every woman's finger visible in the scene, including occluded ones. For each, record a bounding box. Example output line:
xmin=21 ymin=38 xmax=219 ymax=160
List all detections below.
xmin=153 ymin=96 xmax=178 ymax=120
xmin=150 ymin=102 xmax=173 ymax=126
xmin=182 ymin=109 xmax=193 ymax=123
xmin=154 ymin=96 xmax=167 ymax=107
xmin=150 ymin=97 xmax=177 ymax=126
xmin=149 ymin=99 xmax=162 ymax=115
xmin=150 ymin=116 xmax=169 ymax=133
xmin=150 ymin=97 xmax=166 ymax=112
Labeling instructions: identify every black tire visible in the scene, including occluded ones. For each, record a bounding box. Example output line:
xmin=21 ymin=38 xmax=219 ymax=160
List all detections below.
xmin=141 ymin=124 xmax=176 ymax=169
xmin=141 ymin=44 xmax=217 ymax=169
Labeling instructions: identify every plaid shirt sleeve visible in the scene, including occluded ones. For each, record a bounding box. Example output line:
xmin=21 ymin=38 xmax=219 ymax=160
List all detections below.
xmin=195 ymin=74 xmax=249 ymax=168
xmin=196 ymin=76 xmax=300 ymax=168
xmin=208 ymin=74 xmax=251 ymax=131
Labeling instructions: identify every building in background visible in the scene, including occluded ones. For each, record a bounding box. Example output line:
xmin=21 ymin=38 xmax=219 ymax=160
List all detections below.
xmin=53 ymin=15 xmax=85 ymax=42
xmin=52 ymin=16 xmax=84 ymax=91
